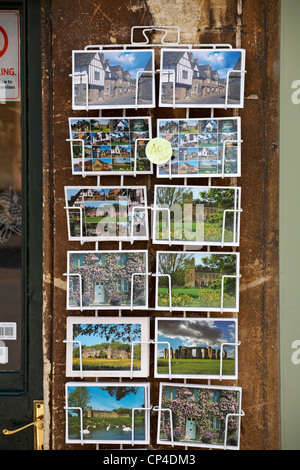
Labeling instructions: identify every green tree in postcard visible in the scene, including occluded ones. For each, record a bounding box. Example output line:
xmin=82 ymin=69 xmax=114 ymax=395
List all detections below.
xmin=68 ymin=387 xmax=92 ymax=414
xmin=158 ymin=252 xmax=192 ymax=287
xmin=198 ymin=188 xmax=235 ymax=207
xmin=201 ymin=254 xmax=237 ymax=296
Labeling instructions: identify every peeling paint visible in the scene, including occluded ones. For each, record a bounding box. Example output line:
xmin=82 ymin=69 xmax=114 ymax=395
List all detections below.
xmin=145 ymin=0 xmax=203 ymax=43
xmin=44 ymin=273 xmax=67 ymax=291
xmin=240 ymin=275 xmax=271 ymax=291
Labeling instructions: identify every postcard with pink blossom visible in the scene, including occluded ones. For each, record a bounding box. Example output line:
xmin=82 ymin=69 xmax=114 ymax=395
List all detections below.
xmin=157 ymin=383 xmax=243 ymax=449
xmin=66 ymin=250 xmax=148 ymax=311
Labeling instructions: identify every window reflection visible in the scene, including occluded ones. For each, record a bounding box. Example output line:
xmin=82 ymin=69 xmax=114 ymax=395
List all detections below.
xmin=0 ymin=101 xmax=22 ymax=371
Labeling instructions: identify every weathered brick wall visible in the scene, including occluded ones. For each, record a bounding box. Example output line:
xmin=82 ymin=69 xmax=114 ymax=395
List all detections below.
xmin=42 ymin=0 xmax=280 ymax=450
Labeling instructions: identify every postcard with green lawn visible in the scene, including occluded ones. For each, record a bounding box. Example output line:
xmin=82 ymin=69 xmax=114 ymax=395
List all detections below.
xmin=64 ymin=186 xmax=148 ymax=243
xmin=153 ymin=185 xmax=241 ymax=247
xmin=155 ymin=251 xmax=240 ymax=313
xmin=154 ymin=317 xmax=238 ymax=380
xmin=65 ymin=382 xmax=150 ymax=445
xmin=65 ymin=316 xmax=150 ymax=378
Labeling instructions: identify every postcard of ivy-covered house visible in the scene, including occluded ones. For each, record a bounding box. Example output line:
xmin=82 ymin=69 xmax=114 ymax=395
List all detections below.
xmin=157 ymin=383 xmax=242 ymax=449
xmin=68 ymin=116 xmax=152 ymax=175
xmin=65 ymin=316 xmax=150 ymax=378
xmin=155 ymin=251 xmax=240 ymax=312
xmin=156 ymin=117 xmax=241 ymax=178
xmin=154 ymin=317 xmax=238 ymax=380
xmin=64 ymin=186 xmax=149 ymax=243
xmin=66 ymin=250 xmax=149 ymax=311
xmin=65 ymin=382 xmax=150 ymax=445
xmin=152 ymin=185 xmax=241 ymax=246
xmin=72 ymin=50 xmax=155 ymax=110
xmin=159 ymin=48 xmax=246 ymax=108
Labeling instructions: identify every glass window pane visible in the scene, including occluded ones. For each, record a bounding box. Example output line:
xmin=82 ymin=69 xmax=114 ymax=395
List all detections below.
xmin=0 ymin=10 xmax=21 ymax=371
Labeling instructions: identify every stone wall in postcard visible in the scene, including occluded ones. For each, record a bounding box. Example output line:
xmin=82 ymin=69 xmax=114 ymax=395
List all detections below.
xmin=41 ymin=0 xmax=280 ymax=450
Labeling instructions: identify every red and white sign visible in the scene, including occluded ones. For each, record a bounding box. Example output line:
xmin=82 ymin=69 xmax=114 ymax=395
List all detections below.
xmin=0 ymin=11 xmax=20 ymax=101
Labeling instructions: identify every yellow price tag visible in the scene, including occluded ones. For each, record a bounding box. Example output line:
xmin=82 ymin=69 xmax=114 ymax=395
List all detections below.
xmin=145 ymin=137 xmax=173 ymax=165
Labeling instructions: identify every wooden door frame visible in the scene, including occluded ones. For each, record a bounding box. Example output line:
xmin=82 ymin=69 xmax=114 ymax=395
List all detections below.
xmin=0 ymin=0 xmax=43 ymax=450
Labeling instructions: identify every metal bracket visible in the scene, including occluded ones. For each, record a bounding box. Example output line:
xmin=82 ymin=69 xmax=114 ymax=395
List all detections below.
xmin=135 ymin=69 xmax=176 ymax=109
xmin=64 ymin=406 xmax=84 ymax=445
xmin=219 ymin=341 xmax=241 ymax=380
xmin=130 ymin=271 xmax=152 ymax=310
xmin=63 ymin=339 xmax=83 ymax=378
xmin=66 ymin=138 xmax=86 ymax=177
xmin=129 ymin=340 xmax=172 ymax=380
xmin=221 ymin=208 xmax=243 ymax=246
xmin=221 ymin=139 xmax=243 ymax=178
xmin=64 ymin=206 xmax=84 ymax=244
xmin=153 ymin=272 xmax=173 ymax=311
xmin=131 ymin=26 xmax=180 ymax=45
xmin=153 ymin=405 xmax=174 ymax=447
xmin=225 ymin=69 xmax=247 ymax=109
xmin=223 ymin=410 xmax=245 ymax=450
xmin=63 ymin=272 xmax=83 ymax=310
xmin=130 ymin=406 xmax=152 ymax=446
xmin=130 ymin=205 xmax=172 ymax=245
xmin=220 ymin=274 xmax=241 ymax=313
xmin=133 ymin=138 xmax=151 ymax=176
xmin=70 ymin=71 xmax=89 ymax=111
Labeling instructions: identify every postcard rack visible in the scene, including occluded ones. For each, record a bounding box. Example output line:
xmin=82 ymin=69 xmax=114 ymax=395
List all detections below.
xmin=63 ymin=25 xmax=246 ymax=450
xmin=69 ymin=64 xmax=246 ymax=111
xmin=63 ymin=335 xmax=241 ymax=382
xmin=129 ymin=195 xmax=243 ymax=247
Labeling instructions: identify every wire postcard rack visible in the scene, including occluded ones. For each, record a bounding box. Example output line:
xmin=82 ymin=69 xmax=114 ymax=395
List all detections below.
xmin=63 ymin=25 xmax=246 ymax=450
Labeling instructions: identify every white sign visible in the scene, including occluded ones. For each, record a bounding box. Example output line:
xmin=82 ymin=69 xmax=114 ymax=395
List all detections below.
xmin=0 ymin=11 xmax=20 ymax=102
xmin=0 ymin=322 xmax=17 ymax=340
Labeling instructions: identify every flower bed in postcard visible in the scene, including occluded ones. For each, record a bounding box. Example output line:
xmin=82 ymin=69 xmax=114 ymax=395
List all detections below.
xmin=156 ymin=252 xmax=238 ymax=310
xmin=157 ymin=288 xmax=236 ymax=308
xmin=159 ymin=385 xmax=241 ymax=448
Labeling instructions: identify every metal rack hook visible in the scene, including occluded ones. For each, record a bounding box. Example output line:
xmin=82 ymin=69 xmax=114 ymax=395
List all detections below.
xmin=130 ymin=26 xmax=180 ymax=46
xmin=63 ymin=339 xmax=83 ymax=378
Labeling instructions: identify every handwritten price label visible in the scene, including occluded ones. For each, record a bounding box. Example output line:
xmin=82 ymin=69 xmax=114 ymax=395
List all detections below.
xmin=145 ymin=137 xmax=173 ymax=165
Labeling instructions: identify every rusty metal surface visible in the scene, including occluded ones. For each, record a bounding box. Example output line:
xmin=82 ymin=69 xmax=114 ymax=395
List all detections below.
xmin=41 ymin=0 xmax=280 ymax=450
